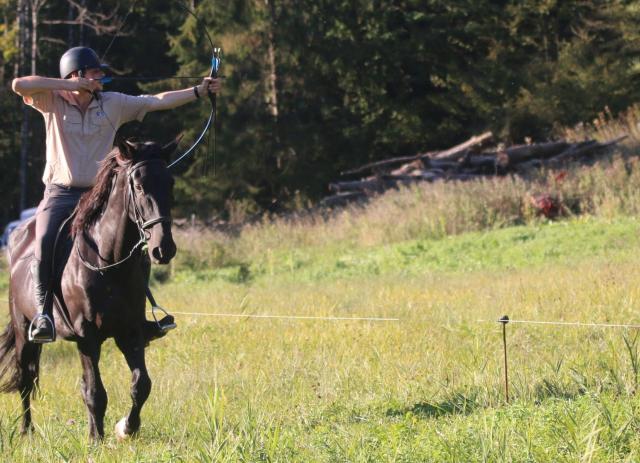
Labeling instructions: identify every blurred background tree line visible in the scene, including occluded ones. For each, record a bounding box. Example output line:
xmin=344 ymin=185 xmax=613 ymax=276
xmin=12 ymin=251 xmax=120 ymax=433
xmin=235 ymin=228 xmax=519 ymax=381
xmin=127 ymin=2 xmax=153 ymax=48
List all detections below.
xmin=1 ymin=0 xmax=640 ymax=222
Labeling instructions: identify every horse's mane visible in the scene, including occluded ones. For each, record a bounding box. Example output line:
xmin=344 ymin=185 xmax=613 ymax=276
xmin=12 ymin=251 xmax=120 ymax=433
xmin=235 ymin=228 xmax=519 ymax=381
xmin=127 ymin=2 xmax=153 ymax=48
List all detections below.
xmin=71 ymin=148 xmax=129 ymax=237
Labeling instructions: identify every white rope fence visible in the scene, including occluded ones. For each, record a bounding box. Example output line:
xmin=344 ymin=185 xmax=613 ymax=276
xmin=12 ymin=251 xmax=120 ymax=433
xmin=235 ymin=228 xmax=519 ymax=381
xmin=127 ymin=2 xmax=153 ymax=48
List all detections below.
xmin=482 ymin=314 xmax=640 ymax=403
xmin=152 ymin=312 xmax=640 ymax=327
xmin=149 ymin=309 xmax=399 ymax=322
xmin=478 ymin=317 xmax=640 ymax=330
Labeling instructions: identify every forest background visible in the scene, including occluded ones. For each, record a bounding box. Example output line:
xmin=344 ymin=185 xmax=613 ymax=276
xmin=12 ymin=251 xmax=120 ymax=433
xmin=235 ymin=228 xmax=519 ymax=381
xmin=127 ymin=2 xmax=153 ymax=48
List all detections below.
xmin=1 ymin=0 xmax=640 ymax=223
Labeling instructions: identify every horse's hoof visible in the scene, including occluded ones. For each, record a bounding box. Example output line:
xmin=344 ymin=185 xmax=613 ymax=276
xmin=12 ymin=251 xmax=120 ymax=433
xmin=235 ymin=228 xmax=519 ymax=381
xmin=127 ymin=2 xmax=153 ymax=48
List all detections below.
xmin=114 ymin=417 xmax=130 ymax=441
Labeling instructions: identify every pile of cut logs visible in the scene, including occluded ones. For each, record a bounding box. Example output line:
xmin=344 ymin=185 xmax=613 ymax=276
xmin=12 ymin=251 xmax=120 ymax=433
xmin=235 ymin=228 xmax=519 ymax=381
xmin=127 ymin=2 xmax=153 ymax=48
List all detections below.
xmin=323 ymin=132 xmax=627 ymax=207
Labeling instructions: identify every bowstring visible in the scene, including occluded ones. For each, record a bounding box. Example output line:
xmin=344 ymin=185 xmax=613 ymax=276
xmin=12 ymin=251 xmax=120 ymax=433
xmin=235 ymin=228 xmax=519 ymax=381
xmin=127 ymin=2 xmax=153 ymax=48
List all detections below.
xmin=100 ymin=0 xmax=141 ymax=63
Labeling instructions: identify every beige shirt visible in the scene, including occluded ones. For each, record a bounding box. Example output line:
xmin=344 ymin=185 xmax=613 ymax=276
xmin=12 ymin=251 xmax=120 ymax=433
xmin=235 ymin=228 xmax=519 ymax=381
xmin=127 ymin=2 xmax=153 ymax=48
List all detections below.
xmin=25 ymin=90 xmax=153 ymax=187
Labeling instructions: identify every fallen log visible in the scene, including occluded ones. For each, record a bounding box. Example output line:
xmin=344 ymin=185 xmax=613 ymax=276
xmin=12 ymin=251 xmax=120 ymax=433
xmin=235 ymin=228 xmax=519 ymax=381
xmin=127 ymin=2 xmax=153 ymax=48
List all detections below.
xmin=546 ymin=135 xmax=628 ymax=165
xmin=390 ymin=159 xmax=427 ymax=176
xmin=330 ymin=172 xmax=443 ymax=193
xmin=329 ymin=179 xmax=391 ymax=193
xmin=430 ymin=131 xmax=493 ymax=160
xmin=382 ymin=172 xmax=443 ymax=182
xmin=341 ymin=151 xmax=438 ymax=176
xmin=427 ymin=159 xmax=460 ymax=170
xmin=483 ymin=141 xmax=570 ymax=165
xmin=341 ymin=131 xmax=493 ymax=176
xmin=321 ymin=192 xmax=367 ymax=207
xmin=325 ymin=134 xmax=627 ymax=207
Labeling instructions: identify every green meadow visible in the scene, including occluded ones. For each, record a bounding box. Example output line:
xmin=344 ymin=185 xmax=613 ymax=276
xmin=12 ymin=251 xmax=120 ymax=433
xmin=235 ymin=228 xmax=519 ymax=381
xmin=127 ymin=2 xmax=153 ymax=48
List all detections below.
xmin=3 ymin=113 xmax=640 ymax=461
xmin=2 ymin=210 xmax=640 ymax=461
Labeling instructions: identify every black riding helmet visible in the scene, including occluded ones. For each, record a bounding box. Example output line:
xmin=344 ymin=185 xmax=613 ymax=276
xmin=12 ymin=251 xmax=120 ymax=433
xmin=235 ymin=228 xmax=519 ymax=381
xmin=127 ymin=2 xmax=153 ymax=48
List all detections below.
xmin=59 ymin=47 xmax=109 ymax=79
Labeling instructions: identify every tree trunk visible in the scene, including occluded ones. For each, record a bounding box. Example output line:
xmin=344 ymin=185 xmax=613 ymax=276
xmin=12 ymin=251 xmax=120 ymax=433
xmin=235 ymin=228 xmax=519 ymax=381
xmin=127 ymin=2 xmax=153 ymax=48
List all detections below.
xmin=0 ymin=11 xmax=7 ymax=84
xmin=18 ymin=0 xmax=31 ymax=211
xmin=265 ymin=0 xmax=279 ymax=123
xmin=80 ymin=0 xmax=86 ymax=44
xmin=264 ymin=0 xmax=281 ymax=183
xmin=31 ymin=1 xmax=37 ymax=74
xmin=13 ymin=2 xmax=21 ymax=78
xmin=67 ymin=1 xmax=75 ymax=46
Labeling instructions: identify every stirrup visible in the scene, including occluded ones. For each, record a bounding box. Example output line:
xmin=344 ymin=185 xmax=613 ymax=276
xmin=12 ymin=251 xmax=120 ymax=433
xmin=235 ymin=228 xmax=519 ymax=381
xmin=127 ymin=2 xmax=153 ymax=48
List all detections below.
xmin=28 ymin=314 xmax=56 ymax=344
xmin=151 ymin=305 xmax=176 ymax=333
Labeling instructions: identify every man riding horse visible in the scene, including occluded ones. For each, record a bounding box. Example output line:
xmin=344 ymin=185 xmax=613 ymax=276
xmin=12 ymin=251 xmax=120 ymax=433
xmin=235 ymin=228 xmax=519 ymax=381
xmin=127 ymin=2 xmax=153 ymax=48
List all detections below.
xmin=11 ymin=46 xmax=221 ymax=342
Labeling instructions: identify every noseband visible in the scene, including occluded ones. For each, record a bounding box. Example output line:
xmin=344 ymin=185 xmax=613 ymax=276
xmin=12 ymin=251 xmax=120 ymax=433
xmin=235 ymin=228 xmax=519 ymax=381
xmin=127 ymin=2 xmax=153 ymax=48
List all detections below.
xmin=77 ymin=158 xmax=173 ymax=273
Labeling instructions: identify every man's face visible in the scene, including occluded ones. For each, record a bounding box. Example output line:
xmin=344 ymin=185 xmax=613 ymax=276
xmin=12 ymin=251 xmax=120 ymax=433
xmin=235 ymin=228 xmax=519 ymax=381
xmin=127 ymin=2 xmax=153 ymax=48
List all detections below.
xmin=70 ymin=67 xmax=104 ymax=79
xmin=83 ymin=67 xmax=105 ymax=80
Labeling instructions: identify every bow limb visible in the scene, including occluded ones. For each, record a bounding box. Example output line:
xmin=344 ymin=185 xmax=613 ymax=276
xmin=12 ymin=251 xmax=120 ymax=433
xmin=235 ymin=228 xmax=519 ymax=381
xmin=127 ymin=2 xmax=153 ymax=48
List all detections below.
xmin=167 ymin=50 xmax=220 ymax=170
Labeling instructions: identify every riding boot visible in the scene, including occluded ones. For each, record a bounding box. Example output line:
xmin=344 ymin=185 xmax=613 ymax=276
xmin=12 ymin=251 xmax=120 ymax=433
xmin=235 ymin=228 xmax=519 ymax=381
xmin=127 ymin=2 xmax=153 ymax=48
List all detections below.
xmin=141 ymin=264 xmax=176 ymax=343
xmin=29 ymin=259 xmax=55 ymax=343
xmin=142 ymin=315 xmax=176 ymax=347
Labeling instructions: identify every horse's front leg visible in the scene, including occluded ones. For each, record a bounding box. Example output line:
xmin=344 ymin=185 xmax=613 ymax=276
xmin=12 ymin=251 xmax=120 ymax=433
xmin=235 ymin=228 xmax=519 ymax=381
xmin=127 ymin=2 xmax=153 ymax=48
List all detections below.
xmin=114 ymin=333 xmax=151 ymax=440
xmin=77 ymin=340 xmax=107 ymax=441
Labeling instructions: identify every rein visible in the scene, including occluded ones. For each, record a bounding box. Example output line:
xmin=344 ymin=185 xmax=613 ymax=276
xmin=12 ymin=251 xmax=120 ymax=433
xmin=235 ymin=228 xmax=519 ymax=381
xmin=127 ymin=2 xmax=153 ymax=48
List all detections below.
xmin=76 ymin=159 xmax=171 ymax=273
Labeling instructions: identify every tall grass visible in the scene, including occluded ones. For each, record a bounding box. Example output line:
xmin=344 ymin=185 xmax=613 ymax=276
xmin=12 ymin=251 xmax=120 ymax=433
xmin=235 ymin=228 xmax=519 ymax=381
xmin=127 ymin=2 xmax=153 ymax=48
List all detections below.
xmin=562 ymin=104 xmax=640 ymax=145
xmin=173 ymin=154 xmax=640 ymax=278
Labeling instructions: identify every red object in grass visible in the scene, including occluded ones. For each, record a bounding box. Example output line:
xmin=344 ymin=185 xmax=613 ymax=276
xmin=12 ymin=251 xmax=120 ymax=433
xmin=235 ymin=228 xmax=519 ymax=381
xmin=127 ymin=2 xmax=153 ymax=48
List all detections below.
xmin=530 ymin=193 xmax=561 ymax=219
xmin=554 ymin=171 xmax=568 ymax=183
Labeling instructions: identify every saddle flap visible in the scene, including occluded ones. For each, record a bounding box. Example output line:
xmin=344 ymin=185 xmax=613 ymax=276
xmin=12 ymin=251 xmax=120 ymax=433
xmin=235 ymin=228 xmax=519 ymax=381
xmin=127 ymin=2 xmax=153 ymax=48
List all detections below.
xmin=8 ymin=212 xmax=74 ymax=289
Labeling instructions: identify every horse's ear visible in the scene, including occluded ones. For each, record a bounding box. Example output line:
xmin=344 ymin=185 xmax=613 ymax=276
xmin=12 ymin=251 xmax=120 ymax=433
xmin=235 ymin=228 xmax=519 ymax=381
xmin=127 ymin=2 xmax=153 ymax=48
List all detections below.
xmin=115 ymin=135 xmax=136 ymax=161
xmin=159 ymin=134 xmax=183 ymax=162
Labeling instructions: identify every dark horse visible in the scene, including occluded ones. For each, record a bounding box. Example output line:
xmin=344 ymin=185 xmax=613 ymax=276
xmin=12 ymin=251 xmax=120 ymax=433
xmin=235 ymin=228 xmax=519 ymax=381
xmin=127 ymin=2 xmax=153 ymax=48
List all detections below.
xmin=0 ymin=138 xmax=178 ymax=440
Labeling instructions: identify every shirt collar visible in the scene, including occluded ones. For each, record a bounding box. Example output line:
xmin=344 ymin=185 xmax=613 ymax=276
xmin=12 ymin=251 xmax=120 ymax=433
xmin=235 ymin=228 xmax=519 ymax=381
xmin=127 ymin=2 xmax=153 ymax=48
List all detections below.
xmin=58 ymin=90 xmax=101 ymax=110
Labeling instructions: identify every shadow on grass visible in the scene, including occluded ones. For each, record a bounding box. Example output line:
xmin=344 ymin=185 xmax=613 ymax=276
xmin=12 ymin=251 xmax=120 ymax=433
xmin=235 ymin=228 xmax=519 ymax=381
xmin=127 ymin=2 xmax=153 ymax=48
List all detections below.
xmin=387 ymin=390 xmax=480 ymax=419
xmin=387 ymin=377 xmax=588 ymax=420
xmin=531 ymin=376 xmax=587 ymax=404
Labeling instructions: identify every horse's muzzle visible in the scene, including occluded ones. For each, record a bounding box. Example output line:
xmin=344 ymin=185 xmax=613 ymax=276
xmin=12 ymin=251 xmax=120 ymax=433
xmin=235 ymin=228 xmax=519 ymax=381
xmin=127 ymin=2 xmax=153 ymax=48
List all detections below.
xmin=150 ymin=239 xmax=176 ymax=264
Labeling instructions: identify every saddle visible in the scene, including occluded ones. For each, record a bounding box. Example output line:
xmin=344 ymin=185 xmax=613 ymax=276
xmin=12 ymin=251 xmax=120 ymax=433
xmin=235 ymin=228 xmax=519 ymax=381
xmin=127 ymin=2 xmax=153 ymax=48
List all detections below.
xmin=8 ymin=214 xmax=73 ymax=281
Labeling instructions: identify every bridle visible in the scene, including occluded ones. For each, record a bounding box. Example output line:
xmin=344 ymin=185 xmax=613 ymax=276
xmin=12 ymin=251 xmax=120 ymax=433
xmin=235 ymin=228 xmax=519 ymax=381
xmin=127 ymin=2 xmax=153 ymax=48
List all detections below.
xmin=127 ymin=159 xmax=173 ymax=231
xmin=77 ymin=158 xmax=172 ymax=273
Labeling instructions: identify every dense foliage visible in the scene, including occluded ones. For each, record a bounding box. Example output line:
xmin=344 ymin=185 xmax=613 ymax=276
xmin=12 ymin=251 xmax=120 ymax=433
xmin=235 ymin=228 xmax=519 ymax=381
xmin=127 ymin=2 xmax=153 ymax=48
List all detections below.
xmin=1 ymin=0 xmax=640 ymax=220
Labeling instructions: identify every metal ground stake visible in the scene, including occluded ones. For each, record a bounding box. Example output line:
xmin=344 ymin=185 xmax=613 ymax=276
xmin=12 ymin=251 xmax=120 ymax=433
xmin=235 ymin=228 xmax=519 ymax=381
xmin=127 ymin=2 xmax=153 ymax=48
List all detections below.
xmin=499 ymin=315 xmax=510 ymax=403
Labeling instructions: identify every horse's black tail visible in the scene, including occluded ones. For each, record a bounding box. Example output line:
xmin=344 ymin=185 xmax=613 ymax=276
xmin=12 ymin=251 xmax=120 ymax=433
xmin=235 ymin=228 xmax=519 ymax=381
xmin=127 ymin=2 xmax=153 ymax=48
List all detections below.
xmin=0 ymin=321 xmax=20 ymax=393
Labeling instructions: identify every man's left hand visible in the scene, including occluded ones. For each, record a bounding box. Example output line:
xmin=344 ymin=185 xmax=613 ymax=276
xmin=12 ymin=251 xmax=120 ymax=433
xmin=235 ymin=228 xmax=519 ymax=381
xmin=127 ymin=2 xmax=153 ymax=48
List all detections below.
xmin=197 ymin=77 xmax=221 ymax=98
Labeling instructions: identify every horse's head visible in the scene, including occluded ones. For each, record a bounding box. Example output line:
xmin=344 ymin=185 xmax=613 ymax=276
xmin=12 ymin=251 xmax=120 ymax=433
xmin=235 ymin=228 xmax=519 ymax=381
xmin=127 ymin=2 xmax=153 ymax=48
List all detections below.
xmin=117 ymin=138 xmax=178 ymax=265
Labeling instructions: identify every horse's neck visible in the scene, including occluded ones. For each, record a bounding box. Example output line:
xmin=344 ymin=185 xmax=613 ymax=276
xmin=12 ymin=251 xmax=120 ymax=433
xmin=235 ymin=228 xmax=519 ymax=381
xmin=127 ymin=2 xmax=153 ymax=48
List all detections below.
xmin=86 ymin=171 xmax=139 ymax=262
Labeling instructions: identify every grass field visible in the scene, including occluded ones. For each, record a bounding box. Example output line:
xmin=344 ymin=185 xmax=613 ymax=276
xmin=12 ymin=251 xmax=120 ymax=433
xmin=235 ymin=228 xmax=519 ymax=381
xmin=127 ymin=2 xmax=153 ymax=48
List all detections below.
xmin=1 ymin=214 xmax=640 ymax=461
